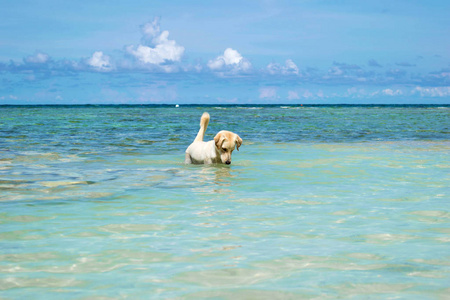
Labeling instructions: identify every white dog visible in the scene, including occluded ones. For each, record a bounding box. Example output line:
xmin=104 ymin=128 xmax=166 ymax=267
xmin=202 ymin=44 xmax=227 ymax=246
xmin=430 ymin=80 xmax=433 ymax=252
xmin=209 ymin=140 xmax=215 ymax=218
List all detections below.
xmin=185 ymin=112 xmax=242 ymax=165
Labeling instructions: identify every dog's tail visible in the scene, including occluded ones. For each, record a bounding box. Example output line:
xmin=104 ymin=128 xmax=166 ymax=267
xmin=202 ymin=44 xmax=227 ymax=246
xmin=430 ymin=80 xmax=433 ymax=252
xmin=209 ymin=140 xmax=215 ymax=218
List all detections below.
xmin=194 ymin=112 xmax=210 ymax=142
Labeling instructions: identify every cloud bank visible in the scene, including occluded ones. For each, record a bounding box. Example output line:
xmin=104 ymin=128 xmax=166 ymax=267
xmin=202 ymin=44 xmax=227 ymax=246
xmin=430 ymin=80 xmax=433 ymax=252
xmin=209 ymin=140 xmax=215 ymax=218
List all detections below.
xmin=1 ymin=17 xmax=449 ymax=104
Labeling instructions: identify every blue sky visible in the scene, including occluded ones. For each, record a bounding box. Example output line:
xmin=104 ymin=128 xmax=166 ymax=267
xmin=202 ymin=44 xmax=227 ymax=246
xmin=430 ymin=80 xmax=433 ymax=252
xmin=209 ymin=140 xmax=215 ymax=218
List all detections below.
xmin=1 ymin=0 xmax=449 ymax=104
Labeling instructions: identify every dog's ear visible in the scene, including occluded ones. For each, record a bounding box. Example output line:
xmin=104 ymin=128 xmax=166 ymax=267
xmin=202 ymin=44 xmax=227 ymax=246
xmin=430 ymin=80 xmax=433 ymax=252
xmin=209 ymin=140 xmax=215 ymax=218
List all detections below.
xmin=235 ymin=134 xmax=243 ymax=151
xmin=214 ymin=132 xmax=226 ymax=149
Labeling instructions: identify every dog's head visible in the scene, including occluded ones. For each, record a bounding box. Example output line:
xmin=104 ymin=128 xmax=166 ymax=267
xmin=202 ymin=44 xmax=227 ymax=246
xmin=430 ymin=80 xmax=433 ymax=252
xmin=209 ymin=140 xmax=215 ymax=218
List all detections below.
xmin=214 ymin=130 xmax=243 ymax=165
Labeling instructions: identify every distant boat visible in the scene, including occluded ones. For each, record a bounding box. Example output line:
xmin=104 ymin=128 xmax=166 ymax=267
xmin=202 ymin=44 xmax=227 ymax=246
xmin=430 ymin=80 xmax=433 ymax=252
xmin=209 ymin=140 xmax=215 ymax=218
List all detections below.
xmin=175 ymin=104 xmax=179 ymax=108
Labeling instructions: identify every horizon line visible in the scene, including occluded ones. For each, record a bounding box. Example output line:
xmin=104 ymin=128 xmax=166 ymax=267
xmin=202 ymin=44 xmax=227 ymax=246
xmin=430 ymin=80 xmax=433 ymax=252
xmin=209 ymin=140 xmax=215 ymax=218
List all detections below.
xmin=1 ymin=103 xmax=449 ymax=107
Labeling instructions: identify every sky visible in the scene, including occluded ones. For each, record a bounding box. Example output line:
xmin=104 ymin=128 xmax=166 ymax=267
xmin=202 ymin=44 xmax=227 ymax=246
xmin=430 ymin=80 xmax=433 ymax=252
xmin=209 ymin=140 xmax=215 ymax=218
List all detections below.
xmin=1 ymin=0 xmax=449 ymax=104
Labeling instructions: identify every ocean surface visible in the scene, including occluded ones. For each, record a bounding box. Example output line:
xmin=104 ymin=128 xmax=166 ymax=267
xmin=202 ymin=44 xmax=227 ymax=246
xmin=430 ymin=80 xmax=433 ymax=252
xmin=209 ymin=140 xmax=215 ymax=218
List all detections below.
xmin=1 ymin=105 xmax=449 ymax=299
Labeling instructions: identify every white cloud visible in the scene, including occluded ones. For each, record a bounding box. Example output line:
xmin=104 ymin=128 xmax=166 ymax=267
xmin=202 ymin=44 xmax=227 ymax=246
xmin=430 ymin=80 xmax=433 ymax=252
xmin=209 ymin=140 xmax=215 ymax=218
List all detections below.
xmin=208 ymin=48 xmax=251 ymax=72
xmin=127 ymin=18 xmax=185 ymax=65
xmin=267 ymin=59 xmax=299 ymax=75
xmin=88 ymin=51 xmax=112 ymax=71
xmin=259 ymin=87 xmax=277 ymax=99
xmin=382 ymin=88 xmax=403 ymax=96
xmin=266 ymin=63 xmax=279 ymax=74
xmin=24 ymin=52 xmax=49 ymax=64
xmin=1 ymin=95 xmax=18 ymax=100
xmin=413 ymin=86 xmax=450 ymax=97
xmin=285 ymin=59 xmax=299 ymax=74
xmin=140 ymin=17 xmax=160 ymax=41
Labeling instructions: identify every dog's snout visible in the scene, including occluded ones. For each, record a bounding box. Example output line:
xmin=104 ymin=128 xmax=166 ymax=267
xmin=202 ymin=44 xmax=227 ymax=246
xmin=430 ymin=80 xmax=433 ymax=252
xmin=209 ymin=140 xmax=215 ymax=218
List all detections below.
xmin=225 ymin=160 xmax=231 ymax=165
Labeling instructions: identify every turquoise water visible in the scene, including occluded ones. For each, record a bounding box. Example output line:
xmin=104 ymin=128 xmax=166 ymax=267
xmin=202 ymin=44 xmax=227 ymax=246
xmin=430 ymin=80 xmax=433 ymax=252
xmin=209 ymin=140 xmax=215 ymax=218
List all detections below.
xmin=1 ymin=105 xmax=449 ymax=299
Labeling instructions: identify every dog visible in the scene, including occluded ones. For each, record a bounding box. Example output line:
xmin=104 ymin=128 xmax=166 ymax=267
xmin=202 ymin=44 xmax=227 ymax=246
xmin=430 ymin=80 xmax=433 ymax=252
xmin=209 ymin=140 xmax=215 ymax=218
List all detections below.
xmin=185 ymin=112 xmax=242 ymax=165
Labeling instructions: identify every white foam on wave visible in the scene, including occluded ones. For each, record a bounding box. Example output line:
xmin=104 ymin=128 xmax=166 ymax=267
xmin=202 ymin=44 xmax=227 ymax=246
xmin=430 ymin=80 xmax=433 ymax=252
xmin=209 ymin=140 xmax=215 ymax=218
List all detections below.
xmin=280 ymin=106 xmax=302 ymax=109
xmin=237 ymin=107 xmax=263 ymax=110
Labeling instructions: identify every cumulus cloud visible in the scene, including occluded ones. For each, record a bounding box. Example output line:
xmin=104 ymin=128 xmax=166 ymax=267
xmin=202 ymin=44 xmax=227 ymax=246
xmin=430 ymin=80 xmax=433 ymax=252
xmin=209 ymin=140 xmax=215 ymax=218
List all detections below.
xmin=208 ymin=48 xmax=251 ymax=72
xmin=0 ymin=95 xmax=18 ymax=101
xmin=87 ymin=51 xmax=113 ymax=71
xmin=24 ymin=52 xmax=50 ymax=64
xmin=413 ymin=86 xmax=450 ymax=97
xmin=127 ymin=18 xmax=184 ymax=66
xmin=140 ymin=17 xmax=161 ymax=41
xmin=382 ymin=88 xmax=403 ymax=96
xmin=209 ymin=48 xmax=242 ymax=68
xmin=267 ymin=59 xmax=299 ymax=75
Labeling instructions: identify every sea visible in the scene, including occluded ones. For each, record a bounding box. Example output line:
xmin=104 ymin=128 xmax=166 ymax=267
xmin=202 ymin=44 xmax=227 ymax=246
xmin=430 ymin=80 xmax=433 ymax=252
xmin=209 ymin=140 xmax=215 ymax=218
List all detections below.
xmin=1 ymin=105 xmax=449 ymax=299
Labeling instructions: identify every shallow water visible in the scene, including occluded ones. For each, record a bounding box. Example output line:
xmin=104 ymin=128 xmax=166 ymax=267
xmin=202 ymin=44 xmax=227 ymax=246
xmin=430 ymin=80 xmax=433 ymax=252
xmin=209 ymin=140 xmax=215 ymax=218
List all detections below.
xmin=1 ymin=105 xmax=449 ymax=299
